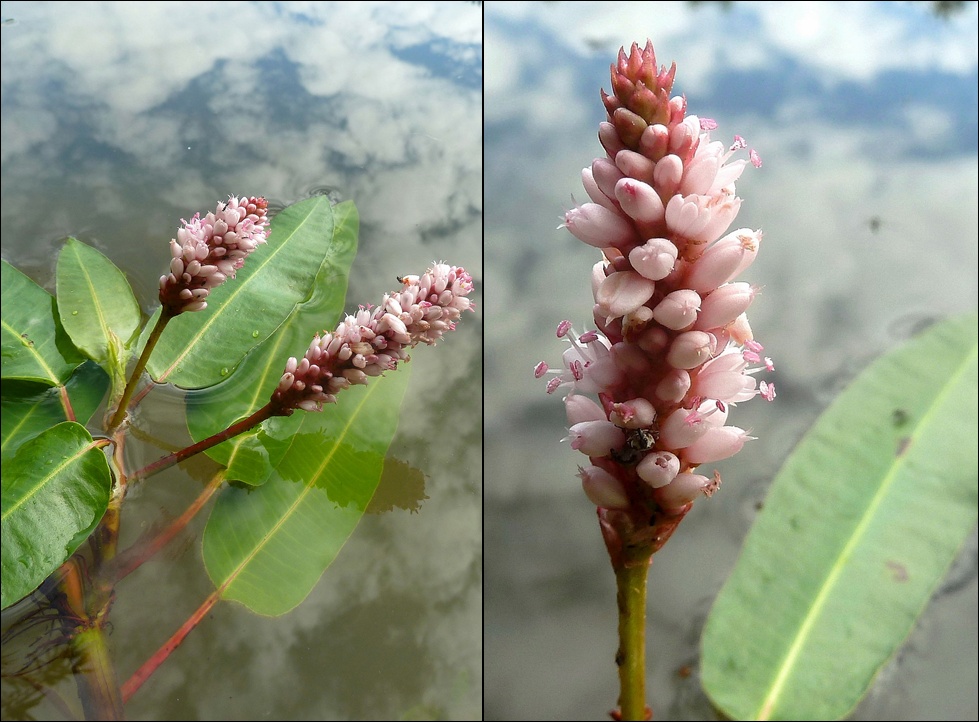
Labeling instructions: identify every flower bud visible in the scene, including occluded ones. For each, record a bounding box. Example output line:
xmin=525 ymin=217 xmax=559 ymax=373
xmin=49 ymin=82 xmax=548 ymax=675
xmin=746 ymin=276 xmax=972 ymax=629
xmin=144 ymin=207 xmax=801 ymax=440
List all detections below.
xmin=686 ymin=229 xmax=760 ymax=292
xmin=608 ymin=397 xmax=656 ymax=429
xmin=655 ymin=368 xmax=691 ymax=402
xmin=569 ymin=421 xmax=626 ymax=457
xmin=637 ymin=451 xmax=680 ymax=488
xmin=581 ymin=167 xmax=618 ymax=212
xmin=579 ymin=465 xmax=630 ymax=510
xmin=666 ymin=331 xmax=714 ymax=370
xmin=564 ymin=204 xmax=636 ymax=250
xmin=629 ymin=238 xmax=678 ymax=281
xmin=656 ymin=472 xmax=709 ymax=509
xmin=653 ymin=154 xmax=683 ymax=198
xmin=565 ymin=393 xmax=607 ymax=425
xmin=659 ymin=408 xmax=708 ymax=448
xmin=682 ymin=426 xmax=752 ymax=464
xmin=615 ymin=178 xmax=665 ymax=225
xmin=652 ymin=289 xmax=701 ymax=330
xmin=695 ymin=283 xmax=755 ymax=331
xmin=596 ymin=271 xmax=656 ymax=320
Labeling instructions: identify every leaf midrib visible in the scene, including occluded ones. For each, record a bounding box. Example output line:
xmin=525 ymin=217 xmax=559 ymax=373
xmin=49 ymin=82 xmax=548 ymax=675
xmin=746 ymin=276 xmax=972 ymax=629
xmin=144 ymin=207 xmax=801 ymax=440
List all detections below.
xmin=754 ymin=341 xmax=979 ymax=720
xmin=215 ymin=381 xmax=379 ymax=595
xmin=1 ymin=433 xmax=98 ymax=521
xmin=1 ymin=317 xmax=60 ymax=384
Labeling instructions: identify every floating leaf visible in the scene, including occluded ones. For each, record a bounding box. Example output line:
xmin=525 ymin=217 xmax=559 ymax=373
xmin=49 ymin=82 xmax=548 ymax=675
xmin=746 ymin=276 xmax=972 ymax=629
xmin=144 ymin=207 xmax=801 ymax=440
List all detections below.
xmin=1 ymin=422 xmax=112 ymax=609
xmin=1 ymin=258 xmax=85 ymax=385
xmin=701 ymin=312 xmax=979 ymax=721
xmin=56 ymin=238 xmax=141 ymax=392
xmin=202 ymin=367 xmax=410 ymax=616
xmin=185 ymin=200 xmax=359 ymax=485
xmin=1 ymin=362 xmax=110 ymax=462
xmin=146 ymin=196 xmax=345 ymax=389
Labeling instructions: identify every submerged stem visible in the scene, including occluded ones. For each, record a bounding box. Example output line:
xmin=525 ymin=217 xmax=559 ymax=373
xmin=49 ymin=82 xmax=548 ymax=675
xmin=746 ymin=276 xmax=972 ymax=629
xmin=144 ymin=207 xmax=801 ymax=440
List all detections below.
xmin=108 ymin=311 xmax=173 ymax=431
xmin=121 ymin=590 xmax=221 ymax=703
xmin=110 ymin=470 xmax=226 ymax=582
xmin=72 ymin=626 xmax=125 ymax=721
xmin=615 ymin=556 xmax=653 ymax=721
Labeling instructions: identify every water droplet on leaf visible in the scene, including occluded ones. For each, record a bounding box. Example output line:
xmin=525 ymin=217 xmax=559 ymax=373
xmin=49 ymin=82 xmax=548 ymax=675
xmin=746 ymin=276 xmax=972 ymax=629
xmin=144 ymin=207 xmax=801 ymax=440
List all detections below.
xmin=252 ymin=330 xmax=260 ymax=338
xmin=220 ymin=367 xmax=229 ymax=376
xmin=71 ymin=310 xmax=79 ymax=316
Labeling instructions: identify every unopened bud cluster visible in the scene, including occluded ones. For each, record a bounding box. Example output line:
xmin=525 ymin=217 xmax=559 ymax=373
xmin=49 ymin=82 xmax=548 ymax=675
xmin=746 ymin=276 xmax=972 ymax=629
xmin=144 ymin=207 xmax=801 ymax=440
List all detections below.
xmin=159 ymin=196 xmax=269 ymax=314
xmin=272 ymin=263 xmax=474 ymax=414
xmin=537 ymin=42 xmax=775 ymax=519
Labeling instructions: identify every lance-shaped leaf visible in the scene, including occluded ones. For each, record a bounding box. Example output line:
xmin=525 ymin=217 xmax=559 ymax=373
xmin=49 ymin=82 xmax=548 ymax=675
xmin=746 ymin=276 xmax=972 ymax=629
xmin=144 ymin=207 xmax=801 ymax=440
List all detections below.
xmin=146 ymin=196 xmax=342 ymax=389
xmin=2 ymin=362 xmax=110 ymax=462
xmin=1 ymin=421 xmax=112 ymax=609
xmin=185 ymin=200 xmax=359 ymax=485
xmin=56 ymin=238 xmax=141 ymax=392
xmin=701 ymin=311 xmax=979 ymax=721
xmin=2 ymin=258 xmax=85 ymax=385
xmin=202 ymin=366 xmax=410 ymax=616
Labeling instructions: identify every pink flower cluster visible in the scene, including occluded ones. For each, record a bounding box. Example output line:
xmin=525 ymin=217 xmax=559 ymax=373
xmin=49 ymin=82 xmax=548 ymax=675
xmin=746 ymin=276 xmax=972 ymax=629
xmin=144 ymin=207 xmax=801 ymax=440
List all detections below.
xmin=537 ymin=42 xmax=775 ymax=519
xmin=159 ymin=196 xmax=270 ymax=314
xmin=271 ymin=263 xmax=474 ymax=414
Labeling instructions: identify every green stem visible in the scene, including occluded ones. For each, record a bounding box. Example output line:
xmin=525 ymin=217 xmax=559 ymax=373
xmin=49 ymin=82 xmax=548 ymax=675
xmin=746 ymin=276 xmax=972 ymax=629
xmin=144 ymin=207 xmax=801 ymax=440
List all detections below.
xmin=107 ymin=310 xmax=173 ymax=431
xmin=71 ymin=626 xmax=126 ymax=721
xmin=615 ymin=556 xmax=653 ymax=721
xmin=129 ymin=402 xmax=278 ymax=483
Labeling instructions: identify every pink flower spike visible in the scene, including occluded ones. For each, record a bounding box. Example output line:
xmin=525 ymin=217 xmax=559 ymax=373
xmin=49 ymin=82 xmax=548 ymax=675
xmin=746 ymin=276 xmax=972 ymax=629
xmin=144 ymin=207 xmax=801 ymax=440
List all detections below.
xmin=270 ymin=261 xmax=474 ymax=415
xmin=160 ymin=196 xmax=269 ymax=315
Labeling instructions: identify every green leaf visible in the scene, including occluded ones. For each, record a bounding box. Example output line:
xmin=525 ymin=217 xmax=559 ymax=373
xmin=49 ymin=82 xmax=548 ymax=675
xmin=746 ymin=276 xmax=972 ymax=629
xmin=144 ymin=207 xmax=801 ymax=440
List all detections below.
xmin=1 ymin=258 xmax=85 ymax=385
xmin=701 ymin=311 xmax=979 ymax=721
xmin=147 ymin=196 xmax=349 ymax=389
xmin=202 ymin=366 xmax=410 ymax=616
xmin=55 ymin=238 xmax=141 ymax=391
xmin=1 ymin=362 xmax=110 ymax=462
xmin=185 ymin=200 xmax=360 ymax=485
xmin=1 ymin=421 xmax=112 ymax=609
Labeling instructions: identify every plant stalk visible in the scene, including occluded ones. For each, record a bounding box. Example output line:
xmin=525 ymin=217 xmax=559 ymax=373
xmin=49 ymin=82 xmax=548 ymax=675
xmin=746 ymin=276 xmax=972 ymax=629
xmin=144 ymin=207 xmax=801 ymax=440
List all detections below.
xmin=108 ymin=310 xmax=173 ymax=431
xmin=121 ymin=590 xmax=221 ymax=703
xmin=110 ymin=470 xmax=226 ymax=582
xmin=614 ymin=556 xmax=653 ymax=721
xmin=71 ymin=625 xmax=126 ymax=721
xmin=130 ymin=401 xmax=277 ymax=482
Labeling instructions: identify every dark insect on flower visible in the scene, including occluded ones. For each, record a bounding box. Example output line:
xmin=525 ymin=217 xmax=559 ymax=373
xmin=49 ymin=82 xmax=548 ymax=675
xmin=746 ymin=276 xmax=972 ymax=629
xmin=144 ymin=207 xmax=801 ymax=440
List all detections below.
xmin=610 ymin=426 xmax=659 ymax=465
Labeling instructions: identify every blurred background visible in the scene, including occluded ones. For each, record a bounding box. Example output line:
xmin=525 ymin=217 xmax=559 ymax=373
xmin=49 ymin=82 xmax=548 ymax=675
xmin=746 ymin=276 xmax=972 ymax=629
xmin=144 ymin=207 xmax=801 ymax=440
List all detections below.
xmin=1 ymin=2 xmax=481 ymax=719
xmin=485 ymin=1 xmax=977 ymax=720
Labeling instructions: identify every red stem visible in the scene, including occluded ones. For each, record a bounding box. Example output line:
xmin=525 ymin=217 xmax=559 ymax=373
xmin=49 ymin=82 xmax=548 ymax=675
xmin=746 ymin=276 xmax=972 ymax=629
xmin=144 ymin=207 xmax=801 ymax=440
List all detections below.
xmin=120 ymin=590 xmax=221 ymax=703
xmin=129 ymin=402 xmax=277 ymax=482
xmin=110 ymin=471 xmax=226 ymax=582
xmin=59 ymin=384 xmax=77 ymax=422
